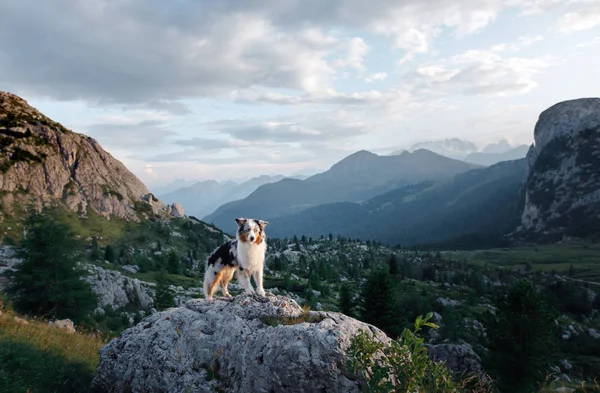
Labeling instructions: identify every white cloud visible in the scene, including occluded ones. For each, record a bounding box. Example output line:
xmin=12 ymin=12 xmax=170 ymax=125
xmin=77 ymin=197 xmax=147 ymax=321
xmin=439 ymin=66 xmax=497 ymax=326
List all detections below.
xmin=365 ymin=72 xmax=388 ymax=83
xmin=557 ymin=6 xmax=600 ymax=33
xmin=576 ymin=36 xmax=600 ymax=47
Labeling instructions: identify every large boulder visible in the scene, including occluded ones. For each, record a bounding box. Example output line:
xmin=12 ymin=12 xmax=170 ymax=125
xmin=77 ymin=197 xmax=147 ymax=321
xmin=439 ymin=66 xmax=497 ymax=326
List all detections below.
xmin=426 ymin=343 xmax=484 ymax=378
xmin=85 ymin=265 xmax=154 ymax=311
xmin=91 ymin=294 xmax=390 ymax=393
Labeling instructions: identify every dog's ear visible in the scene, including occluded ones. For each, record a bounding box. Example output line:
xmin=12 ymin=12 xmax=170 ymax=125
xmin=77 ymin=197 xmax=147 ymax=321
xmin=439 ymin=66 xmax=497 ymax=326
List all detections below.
xmin=258 ymin=220 xmax=269 ymax=229
xmin=235 ymin=218 xmax=247 ymax=227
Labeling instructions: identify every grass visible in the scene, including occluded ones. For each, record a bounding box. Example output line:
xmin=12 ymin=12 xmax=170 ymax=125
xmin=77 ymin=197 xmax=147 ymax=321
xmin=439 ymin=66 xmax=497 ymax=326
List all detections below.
xmin=259 ymin=305 xmax=326 ymax=327
xmin=0 ymin=299 xmax=105 ymax=393
xmin=444 ymin=242 xmax=600 ymax=283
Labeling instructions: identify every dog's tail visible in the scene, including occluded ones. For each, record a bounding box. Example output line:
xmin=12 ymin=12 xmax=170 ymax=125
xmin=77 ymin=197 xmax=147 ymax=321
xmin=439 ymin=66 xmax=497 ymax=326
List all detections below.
xmin=203 ymin=263 xmax=218 ymax=299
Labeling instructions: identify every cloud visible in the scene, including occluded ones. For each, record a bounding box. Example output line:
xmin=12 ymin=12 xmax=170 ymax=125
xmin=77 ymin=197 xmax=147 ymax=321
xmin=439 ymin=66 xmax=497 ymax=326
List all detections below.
xmin=85 ymin=119 xmax=176 ymax=148
xmin=0 ymin=0 xmax=530 ymax=106
xmin=576 ymin=36 xmax=600 ymax=47
xmin=365 ymin=72 xmax=388 ymax=83
xmin=557 ymin=4 xmax=600 ymax=34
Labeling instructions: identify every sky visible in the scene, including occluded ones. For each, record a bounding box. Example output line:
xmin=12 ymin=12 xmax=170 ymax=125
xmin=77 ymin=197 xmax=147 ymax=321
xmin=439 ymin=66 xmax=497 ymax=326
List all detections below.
xmin=1 ymin=0 xmax=600 ymax=188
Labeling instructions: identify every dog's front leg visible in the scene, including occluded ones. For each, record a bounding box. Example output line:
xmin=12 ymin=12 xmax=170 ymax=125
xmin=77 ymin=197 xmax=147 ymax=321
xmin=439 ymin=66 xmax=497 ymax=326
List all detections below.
xmin=237 ymin=268 xmax=255 ymax=294
xmin=253 ymin=269 xmax=266 ymax=297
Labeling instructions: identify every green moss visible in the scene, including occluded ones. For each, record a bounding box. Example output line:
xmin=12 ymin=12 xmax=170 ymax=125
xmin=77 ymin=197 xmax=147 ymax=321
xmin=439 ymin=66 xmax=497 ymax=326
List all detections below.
xmin=259 ymin=306 xmax=325 ymax=326
xmin=102 ymin=186 xmax=124 ymax=201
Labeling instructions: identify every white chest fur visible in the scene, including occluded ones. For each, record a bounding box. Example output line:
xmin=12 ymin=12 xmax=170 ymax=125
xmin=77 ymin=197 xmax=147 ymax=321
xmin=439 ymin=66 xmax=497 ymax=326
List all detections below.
xmin=236 ymin=240 xmax=266 ymax=272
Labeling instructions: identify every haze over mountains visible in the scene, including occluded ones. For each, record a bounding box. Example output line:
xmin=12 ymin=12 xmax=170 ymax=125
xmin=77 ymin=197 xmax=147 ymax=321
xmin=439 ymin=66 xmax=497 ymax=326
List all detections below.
xmin=204 ymin=149 xmax=480 ymax=230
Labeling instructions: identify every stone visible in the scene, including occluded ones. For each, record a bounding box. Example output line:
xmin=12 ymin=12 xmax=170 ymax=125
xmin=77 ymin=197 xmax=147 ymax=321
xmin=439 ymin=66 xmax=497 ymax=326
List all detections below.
xmin=85 ymin=265 xmax=154 ymax=311
xmin=589 ymin=328 xmax=600 ymax=339
xmin=560 ymin=359 xmax=573 ymax=371
xmin=122 ymin=265 xmax=140 ymax=274
xmin=426 ymin=343 xmax=484 ymax=378
xmin=170 ymin=202 xmax=185 ymax=218
xmin=92 ymin=294 xmax=390 ymax=393
xmin=48 ymin=319 xmax=76 ymax=334
xmin=13 ymin=316 xmax=28 ymax=325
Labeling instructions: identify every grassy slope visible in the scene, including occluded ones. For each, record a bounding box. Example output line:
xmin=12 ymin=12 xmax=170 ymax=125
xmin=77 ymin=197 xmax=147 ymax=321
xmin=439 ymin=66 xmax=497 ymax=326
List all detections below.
xmin=0 ymin=299 xmax=105 ymax=393
xmin=446 ymin=242 xmax=600 ymax=284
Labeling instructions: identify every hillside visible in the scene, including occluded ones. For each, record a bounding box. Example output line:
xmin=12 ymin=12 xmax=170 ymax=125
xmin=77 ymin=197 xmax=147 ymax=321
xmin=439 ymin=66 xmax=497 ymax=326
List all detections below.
xmin=204 ymin=149 xmax=479 ymax=230
xmin=159 ymin=175 xmax=288 ymax=218
xmin=463 ymin=144 xmax=529 ymax=166
xmin=0 ymin=91 xmax=178 ymax=225
xmin=266 ymin=159 xmax=526 ymax=246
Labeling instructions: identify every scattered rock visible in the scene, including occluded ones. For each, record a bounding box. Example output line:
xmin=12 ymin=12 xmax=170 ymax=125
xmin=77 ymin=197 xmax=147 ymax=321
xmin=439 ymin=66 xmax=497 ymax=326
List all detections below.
xmin=122 ymin=265 xmax=140 ymax=274
xmin=436 ymin=297 xmax=460 ymax=308
xmin=48 ymin=319 xmax=76 ymax=334
xmin=426 ymin=343 xmax=484 ymax=378
xmin=13 ymin=316 xmax=28 ymax=325
xmin=556 ymin=387 xmax=575 ymax=393
xmin=560 ymin=359 xmax=573 ymax=371
xmin=589 ymin=328 xmax=600 ymax=339
xmin=92 ymin=294 xmax=390 ymax=393
xmin=85 ymin=265 xmax=154 ymax=311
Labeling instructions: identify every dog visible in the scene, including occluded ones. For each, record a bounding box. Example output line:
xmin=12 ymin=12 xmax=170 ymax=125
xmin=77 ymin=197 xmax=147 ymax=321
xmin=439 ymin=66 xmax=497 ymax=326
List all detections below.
xmin=203 ymin=217 xmax=268 ymax=301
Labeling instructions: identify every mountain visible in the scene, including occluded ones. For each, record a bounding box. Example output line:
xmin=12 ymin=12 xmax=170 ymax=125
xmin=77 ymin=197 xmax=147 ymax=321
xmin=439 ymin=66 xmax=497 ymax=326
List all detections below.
xmin=517 ymin=97 xmax=600 ymax=241
xmin=159 ymin=175 xmax=288 ymax=218
xmin=204 ymin=149 xmax=480 ymax=232
xmin=482 ymin=139 xmax=512 ymax=154
xmin=391 ymin=138 xmax=479 ymax=159
xmin=0 ymin=91 xmax=174 ymax=221
xmin=463 ymin=144 xmax=529 ymax=166
xmin=151 ymin=178 xmax=196 ymax=196
xmin=266 ymin=158 xmax=526 ymax=246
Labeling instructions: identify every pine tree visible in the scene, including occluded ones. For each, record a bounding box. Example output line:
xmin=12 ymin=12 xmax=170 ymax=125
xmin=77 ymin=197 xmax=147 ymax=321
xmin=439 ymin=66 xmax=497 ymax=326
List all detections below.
xmin=90 ymin=236 xmax=102 ymax=261
xmin=388 ymin=254 xmax=400 ymax=276
xmin=154 ymin=270 xmax=174 ymax=310
xmin=167 ymin=251 xmax=180 ymax=274
xmin=338 ymin=282 xmax=355 ymax=317
xmin=6 ymin=206 xmax=97 ymax=322
xmin=483 ymin=279 xmax=558 ymax=393
xmin=104 ymin=244 xmax=116 ymax=262
xmin=360 ymin=268 xmax=401 ymax=337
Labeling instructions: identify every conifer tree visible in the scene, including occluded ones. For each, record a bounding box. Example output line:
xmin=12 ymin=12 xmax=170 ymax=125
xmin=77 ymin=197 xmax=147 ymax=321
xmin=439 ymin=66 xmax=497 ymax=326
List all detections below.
xmin=7 ymin=206 xmax=97 ymax=322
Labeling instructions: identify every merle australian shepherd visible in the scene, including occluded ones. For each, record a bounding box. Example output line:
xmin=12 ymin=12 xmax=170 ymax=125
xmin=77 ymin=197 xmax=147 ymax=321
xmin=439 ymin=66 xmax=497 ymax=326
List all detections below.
xmin=203 ymin=218 xmax=269 ymax=301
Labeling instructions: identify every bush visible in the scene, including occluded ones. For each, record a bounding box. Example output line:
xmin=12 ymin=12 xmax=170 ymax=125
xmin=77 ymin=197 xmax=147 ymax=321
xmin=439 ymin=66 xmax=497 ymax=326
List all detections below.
xmin=347 ymin=313 xmax=473 ymax=392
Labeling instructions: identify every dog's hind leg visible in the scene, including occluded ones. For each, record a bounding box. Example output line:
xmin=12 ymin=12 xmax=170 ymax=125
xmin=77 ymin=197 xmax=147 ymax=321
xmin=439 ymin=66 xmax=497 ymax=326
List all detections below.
xmin=203 ymin=264 xmax=223 ymax=302
xmin=220 ymin=266 xmax=235 ymax=298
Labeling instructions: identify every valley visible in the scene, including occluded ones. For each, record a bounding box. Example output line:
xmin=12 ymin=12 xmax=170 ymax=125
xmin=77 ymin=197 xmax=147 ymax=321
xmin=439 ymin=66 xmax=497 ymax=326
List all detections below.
xmin=0 ymin=91 xmax=599 ymax=392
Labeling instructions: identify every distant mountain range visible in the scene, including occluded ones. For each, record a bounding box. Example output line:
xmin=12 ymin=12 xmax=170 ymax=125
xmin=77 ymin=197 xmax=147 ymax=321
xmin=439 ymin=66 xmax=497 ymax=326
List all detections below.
xmin=392 ymin=138 xmax=529 ymax=167
xmin=158 ymin=175 xmax=302 ymax=219
xmin=266 ymin=158 xmax=527 ymax=246
xmin=203 ymin=149 xmax=480 ymax=232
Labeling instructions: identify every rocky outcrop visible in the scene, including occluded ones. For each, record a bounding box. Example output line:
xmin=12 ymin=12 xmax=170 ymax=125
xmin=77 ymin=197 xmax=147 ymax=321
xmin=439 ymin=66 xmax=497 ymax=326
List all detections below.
xmin=427 ymin=343 xmax=484 ymax=378
xmin=0 ymin=91 xmax=182 ymax=220
xmin=85 ymin=265 xmax=154 ymax=311
xmin=520 ymin=98 xmax=600 ymax=239
xmin=91 ymin=294 xmax=390 ymax=393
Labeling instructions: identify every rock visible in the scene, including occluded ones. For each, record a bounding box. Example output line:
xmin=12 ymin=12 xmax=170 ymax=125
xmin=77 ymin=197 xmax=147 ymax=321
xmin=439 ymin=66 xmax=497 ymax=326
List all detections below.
xmin=520 ymin=98 xmax=600 ymax=238
xmin=436 ymin=297 xmax=460 ymax=308
xmin=94 ymin=307 xmax=106 ymax=317
xmin=426 ymin=343 xmax=484 ymax=378
xmin=13 ymin=316 xmax=28 ymax=325
xmin=122 ymin=265 xmax=140 ymax=274
xmin=560 ymin=359 xmax=573 ymax=371
xmin=92 ymin=294 xmax=390 ymax=393
xmin=0 ymin=91 xmax=162 ymax=220
xmin=48 ymin=319 xmax=76 ymax=334
xmin=556 ymin=388 xmax=575 ymax=393
xmin=589 ymin=328 xmax=600 ymax=339
xmin=85 ymin=265 xmax=154 ymax=311
xmin=431 ymin=312 xmax=443 ymax=324
xmin=170 ymin=202 xmax=185 ymax=218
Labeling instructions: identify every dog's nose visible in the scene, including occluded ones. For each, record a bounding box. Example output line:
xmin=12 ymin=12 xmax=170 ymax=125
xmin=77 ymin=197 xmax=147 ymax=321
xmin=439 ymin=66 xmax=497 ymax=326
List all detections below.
xmin=249 ymin=236 xmax=255 ymax=242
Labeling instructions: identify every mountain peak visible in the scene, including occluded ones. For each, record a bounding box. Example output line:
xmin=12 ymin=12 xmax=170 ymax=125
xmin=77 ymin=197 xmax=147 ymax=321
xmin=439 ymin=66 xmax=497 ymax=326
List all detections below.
xmin=0 ymin=91 xmax=171 ymax=221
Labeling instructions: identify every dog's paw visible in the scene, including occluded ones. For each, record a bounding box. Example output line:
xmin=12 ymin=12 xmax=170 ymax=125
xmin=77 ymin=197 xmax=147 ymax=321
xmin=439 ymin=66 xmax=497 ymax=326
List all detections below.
xmin=223 ymin=293 xmax=233 ymax=298
xmin=256 ymin=289 xmax=266 ymax=297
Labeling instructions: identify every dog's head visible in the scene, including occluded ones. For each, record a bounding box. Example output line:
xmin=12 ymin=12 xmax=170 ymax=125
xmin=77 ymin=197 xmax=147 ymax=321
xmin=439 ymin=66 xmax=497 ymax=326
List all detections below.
xmin=235 ymin=218 xmax=268 ymax=245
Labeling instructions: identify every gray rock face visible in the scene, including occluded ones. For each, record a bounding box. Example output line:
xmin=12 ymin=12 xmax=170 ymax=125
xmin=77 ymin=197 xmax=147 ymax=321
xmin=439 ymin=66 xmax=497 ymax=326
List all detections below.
xmin=85 ymin=265 xmax=154 ymax=311
xmin=170 ymin=202 xmax=185 ymax=218
xmin=426 ymin=343 xmax=484 ymax=378
xmin=0 ymin=91 xmax=175 ymax=220
xmin=520 ymin=98 xmax=600 ymax=237
xmin=92 ymin=294 xmax=390 ymax=393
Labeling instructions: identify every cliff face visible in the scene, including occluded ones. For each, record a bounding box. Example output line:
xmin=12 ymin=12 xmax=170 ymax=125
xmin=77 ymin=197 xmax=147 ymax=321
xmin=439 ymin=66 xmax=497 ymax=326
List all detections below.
xmin=0 ymin=91 xmax=164 ymax=220
xmin=520 ymin=98 xmax=600 ymax=239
